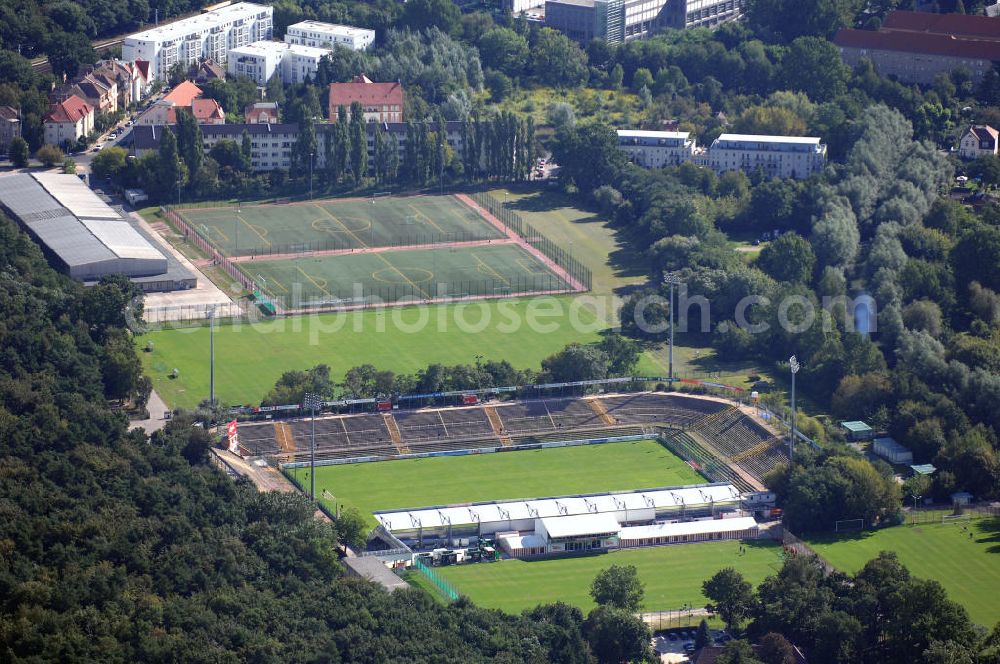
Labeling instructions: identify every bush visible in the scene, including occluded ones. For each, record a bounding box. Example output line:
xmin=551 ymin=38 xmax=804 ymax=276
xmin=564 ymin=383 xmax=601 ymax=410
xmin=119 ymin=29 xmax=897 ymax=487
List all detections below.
xmin=36 ymin=144 xmax=64 ymax=167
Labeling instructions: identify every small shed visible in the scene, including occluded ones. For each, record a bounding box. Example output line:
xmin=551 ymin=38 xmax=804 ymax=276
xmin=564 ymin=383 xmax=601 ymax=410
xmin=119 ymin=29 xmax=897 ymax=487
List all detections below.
xmin=873 ymin=437 xmax=913 ymax=465
xmin=841 ymin=420 xmax=875 ymax=441
xmin=951 ymin=491 xmax=973 ymax=506
xmin=910 ymin=464 xmax=936 ymax=476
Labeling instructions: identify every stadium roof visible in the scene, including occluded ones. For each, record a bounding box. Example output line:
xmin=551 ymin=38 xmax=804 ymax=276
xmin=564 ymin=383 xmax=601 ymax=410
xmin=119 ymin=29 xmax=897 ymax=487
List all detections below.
xmin=540 ymin=513 xmax=621 ymax=539
xmin=374 ymin=483 xmax=742 ymax=532
xmin=619 ymin=516 xmax=758 ymax=540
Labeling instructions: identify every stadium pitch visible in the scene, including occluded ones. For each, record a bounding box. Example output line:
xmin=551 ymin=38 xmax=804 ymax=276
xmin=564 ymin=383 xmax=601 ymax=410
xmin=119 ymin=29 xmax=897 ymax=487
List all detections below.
xmin=177 ymin=195 xmax=503 ymax=257
xmin=292 ymin=439 xmax=707 ymax=524
xmin=420 ymin=540 xmax=781 ymax=614
xmin=806 ymin=518 xmax=1000 ymax=626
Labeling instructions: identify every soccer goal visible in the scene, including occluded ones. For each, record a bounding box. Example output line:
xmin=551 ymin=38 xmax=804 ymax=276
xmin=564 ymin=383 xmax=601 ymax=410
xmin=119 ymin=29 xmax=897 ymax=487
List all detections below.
xmin=274 ymin=196 xmax=292 ymax=204
xmin=834 ymin=518 xmax=864 ymax=532
xmin=942 ymin=514 xmax=972 ymax=525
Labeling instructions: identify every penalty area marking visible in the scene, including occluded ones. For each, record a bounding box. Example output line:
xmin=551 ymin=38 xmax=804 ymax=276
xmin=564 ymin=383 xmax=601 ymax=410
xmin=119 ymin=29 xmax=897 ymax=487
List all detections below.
xmin=371 ymin=267 xmax=435 ymax=286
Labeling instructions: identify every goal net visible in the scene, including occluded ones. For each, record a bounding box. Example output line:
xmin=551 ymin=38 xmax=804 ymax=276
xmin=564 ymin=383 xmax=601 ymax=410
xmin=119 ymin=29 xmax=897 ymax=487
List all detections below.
xmin=834 ymin=518 xmax=864 ymax=532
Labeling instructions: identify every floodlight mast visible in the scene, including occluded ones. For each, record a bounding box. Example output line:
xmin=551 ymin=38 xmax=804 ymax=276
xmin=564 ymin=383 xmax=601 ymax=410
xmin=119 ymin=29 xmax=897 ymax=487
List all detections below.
xmin=789 ymin=355 xmax=800 ymax=462
xmin=663 ymin=272 xmax=684 ymax=384
xmin=304 ymin=392 xmax=322 ymax=501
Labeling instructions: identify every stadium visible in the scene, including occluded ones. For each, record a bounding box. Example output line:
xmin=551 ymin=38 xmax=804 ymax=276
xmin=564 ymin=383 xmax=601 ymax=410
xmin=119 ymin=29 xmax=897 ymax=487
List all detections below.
xmin=164 ymin=192 xmax=590 ymax=310
xmin=233 ymin=389 xmax=789 ymax=603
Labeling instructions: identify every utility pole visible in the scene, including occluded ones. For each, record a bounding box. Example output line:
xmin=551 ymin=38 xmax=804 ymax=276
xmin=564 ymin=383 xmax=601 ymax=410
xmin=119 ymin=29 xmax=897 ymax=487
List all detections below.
xmin=789 ymin=355 xmax=800 ymax=462
xmin=663 ymin=272 xmax=684 ymax=385
xmin=309 ymin=151 xmax=314 ymax=200
xmin=208 ymin=305 xmax=216 ymax=410
xmin=304 ymin=392 xmax=321 ymax=501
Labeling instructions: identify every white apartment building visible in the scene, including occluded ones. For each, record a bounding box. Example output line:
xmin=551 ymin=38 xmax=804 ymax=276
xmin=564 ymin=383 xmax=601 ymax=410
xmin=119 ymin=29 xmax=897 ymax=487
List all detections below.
xmin=707 ymin=134 xmax=827 ymax=180
xmin=616 ymin=129 xmax=695 ymax=167
xmin=284 ymin=21 xmax=375 ymax=51
xmin=227 ymin=41 xmax=332 ymax=85
xmin=123 ymin=2 xmax=273 ymax=81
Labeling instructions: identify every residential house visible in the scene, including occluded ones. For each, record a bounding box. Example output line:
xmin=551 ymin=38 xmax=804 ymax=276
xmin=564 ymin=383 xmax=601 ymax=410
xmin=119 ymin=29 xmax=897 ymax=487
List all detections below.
xmin=616 ymin=130 xmax=696 ymax=167
xmin=191 ymin=59 xmax=226 ymax=84
xmin=136 ymin=81 xmax=224 ymax=125
xmin=52 ymin=74 xmax=118 ymax=115
xmin=83 ymin=59 xmax=149 ymax=109
xmin=227 ymin=40 xmax=332 ymax=85
xmin=245 ymin=102 xmax=279 ymax=124
xmin=43 ymin=95 xmax=94 ymax=147
xmin=959 ymin=125 xmax=999 ymax=159
xmin=0 ymin=106 xmax=21 ymax=153
xmin=328 ymin=75 xmax=403 ymax=123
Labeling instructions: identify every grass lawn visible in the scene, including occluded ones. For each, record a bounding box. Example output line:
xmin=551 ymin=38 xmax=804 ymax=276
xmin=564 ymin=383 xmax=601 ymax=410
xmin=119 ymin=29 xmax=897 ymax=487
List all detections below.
xmin=429 ymin=540 xmax=781 ymax=614
xmin=140 ymin=295 xmax=605 ymax=410
xmin=245 ymin=242 xmax=570 ymax=306
xmin=806 ymin=518 xmax=1000 ymax=626
xmin=294 ymin=439 xmax=706 ymax=523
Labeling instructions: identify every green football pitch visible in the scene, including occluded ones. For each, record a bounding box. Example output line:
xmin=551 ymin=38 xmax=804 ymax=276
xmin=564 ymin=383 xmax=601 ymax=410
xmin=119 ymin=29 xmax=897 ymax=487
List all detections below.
xmin=289 ymin=439 xmax=706 ymax=523
xmin=140 ymin=295 xmax=628 ymax=410
xmin=246 ymin=242 xmax=571 ymax=306
xmin=807 ymin=519 xmax=1000 ymax=626
xmin=177 ymin=195 xmax=503 ymax=257
xmin=422 ymin=540 xmax=781 ymax=614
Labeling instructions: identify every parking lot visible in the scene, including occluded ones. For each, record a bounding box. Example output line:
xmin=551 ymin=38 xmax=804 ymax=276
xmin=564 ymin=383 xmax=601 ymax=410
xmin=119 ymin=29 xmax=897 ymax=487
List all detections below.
xmin=652 ymin=629 xmax=731 ymax=662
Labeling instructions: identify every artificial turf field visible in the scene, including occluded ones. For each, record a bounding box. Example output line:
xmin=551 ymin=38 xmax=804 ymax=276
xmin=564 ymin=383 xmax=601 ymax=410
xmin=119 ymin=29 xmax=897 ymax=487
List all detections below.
xmin=177 ymin=194 xmax=502 ymax=257
xmin=422 ymin=540 xmax=782 ymax=614
xmin=246 ymin=242 xmax=571 ymax=306
xmin=806 ymin=518 xmax=1000 ymax=626
xmin=290 ymin=439 xmax=707 ymax=523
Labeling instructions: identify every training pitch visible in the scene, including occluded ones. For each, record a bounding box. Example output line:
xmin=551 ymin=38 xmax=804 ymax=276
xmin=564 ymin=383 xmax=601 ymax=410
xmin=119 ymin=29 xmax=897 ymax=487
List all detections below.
xmin=807 ymin=518 xmax=1000 ymax=626
xmin=249 ymin=243 xmax=571 ymax=306
xmin=421 ymin=540 xmax=781 ymax=614
xmin=177 ymin=195 xmax=503 ymax=257
xmin=291 ymin=439 xmax=707 ymax=523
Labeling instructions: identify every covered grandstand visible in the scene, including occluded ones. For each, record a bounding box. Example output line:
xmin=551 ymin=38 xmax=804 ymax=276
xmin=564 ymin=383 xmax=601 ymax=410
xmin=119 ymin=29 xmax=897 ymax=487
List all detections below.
xmin=374 ymin=482 xmax=747 ymax=553
xmin=241 ymin=392 xmax=791 ymax=490
xmin=0 ymin=174 xmax=194 ymax=290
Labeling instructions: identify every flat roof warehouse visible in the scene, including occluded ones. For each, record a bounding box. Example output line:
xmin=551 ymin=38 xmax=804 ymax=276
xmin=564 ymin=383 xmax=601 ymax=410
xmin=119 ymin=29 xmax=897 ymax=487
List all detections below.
xmin=0 ymin=174 xmax=194 ymax=290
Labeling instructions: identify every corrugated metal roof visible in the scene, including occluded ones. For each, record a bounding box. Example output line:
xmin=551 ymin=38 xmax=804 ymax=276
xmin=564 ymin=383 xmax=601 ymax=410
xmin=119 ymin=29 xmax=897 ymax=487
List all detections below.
xmin=0 ymin=174 xmax=66 ymax=217
xmin=540 ymin=513 xmax=620 ymax=538
xmin=33 ymin=173 xmax=121 ymax=220
xmin=619 ymin=516 xmax=758 ymax=540
xmin=28 ymin=217 xmax=117 ymax=268
xmin=81 ymin=218 xmax=165 ymax=261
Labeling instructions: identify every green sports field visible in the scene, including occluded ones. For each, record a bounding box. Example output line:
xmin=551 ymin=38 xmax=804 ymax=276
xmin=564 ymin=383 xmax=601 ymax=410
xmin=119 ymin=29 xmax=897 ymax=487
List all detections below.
xmin=178 ymin=195 xmax=502 ymax=257
xmin=141 ymin=295 xmax=626 ymax=409
xmin=246 ymin=242 xmax=571 ymax=306
xmin=807 ymin=519 xmax=1000 ymax=626
xmin=290 ymin=439 xmax=706 ymax=522
xmin=424 ymin=540 xmax=781 ymax=614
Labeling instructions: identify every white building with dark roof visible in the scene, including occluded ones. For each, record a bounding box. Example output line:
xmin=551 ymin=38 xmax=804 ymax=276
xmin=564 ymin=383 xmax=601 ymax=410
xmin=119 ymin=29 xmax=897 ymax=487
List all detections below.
xmin=284 ymin=20 xmax=375 ymax=50
xmin=616 ymin=129 xmax=696 ymax=167
xmin=122 ymin=2 xmax=273 ymax=81
xmin=707 ymin=134 xmax=827 ymax=180
xmin=959 ymin=125 xmax=999 ymax=159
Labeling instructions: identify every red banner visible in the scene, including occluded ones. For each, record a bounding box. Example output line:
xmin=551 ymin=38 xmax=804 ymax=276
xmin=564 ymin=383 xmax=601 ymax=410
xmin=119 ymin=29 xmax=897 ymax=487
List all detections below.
xmin=227 ymin=419 xmax=240 ymax=455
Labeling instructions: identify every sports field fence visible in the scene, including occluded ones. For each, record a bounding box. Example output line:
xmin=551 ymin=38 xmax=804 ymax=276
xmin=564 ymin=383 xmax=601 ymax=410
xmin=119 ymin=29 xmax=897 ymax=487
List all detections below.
xmin=143 ymin=301 xmax=248 ymax=324
xmin=212 ymin=230 xmax=500 ymax=258
xmin=905 ymin=504 xmax=1000 ymax=525
xmin=470 ymin=191 xmax=592 ymax=291
xmin=780 ymin=528 xmax=836 ymax=575
xmin=413 ymin=558 xmax=461 ymax=602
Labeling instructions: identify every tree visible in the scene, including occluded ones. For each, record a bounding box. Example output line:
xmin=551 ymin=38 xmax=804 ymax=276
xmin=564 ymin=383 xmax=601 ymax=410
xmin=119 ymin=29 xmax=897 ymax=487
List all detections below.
xmin=533 ymin=28 xmax=588 ymax=87
xmin=757 ymin=633 xmax=795 ymax=664
xmin=781 ymin=37 xmax=849 ymax=102
xmin=155 ymin=126 xmax=186 ymax=202
xmin=479 ymin=28 xmax=529 ymax=77
xmin=265 ymin=72 xmax=285 ymax=105
xmin=174 ymin=108 xmax=203 ymax=187
xmin=36 ymin=144 xmax=63 ymax=167
xmin=91 ymin=146 xmax=128 ymax=181
xmin=902 ymin=299 xmax=943 ymax=337
xmin=349 ymin=101 xmax=366 ymax=184
xmin=715 ymin=640 xmax=764 ymax=664
xmin=695 ymin=619 xmax=712 ymax=649
xmin=400 ymin=0 xmax=460 ymax=35
xmin=524 ymin=603 xmax=593 ymax=664
xmin=542 ymin=343 xmax=609 ymax=382
xmin=551 ymin=122 xmax=626 ymax=194
xmin=703 ymin=568 xmax=754 ymax=632
xmin=45 ymin=31 xmax=95 ymax=79
xmin=335 ymin=506 xmax=368 ymax=550
xmin=9 ymin=135 xmax=28 ymax=167
xmin=590 ymin=564 xmax=644 ymax=612
xmin=547 ymin=102 xmax=576 ymax=132
xmin=61 ymin=157 xmax=75 ymax=174
xmin=583 ymin=605 xmax=653 ymax=664
xmin=101 ymin=330 xmax=142 ymax=402
xmin=79 ymin=274 xmax=144 ymax=342
xmin=757 ymin=233 xmax=816 ymax=284
xmin=734 ymin=106 xmax=807 ymax=136
xmin=598 ymin=334 xmax=640 ymax=376
xmin=631 ymin=68 xmax=653 ymax=92
xmin=831 ymin=372 xmax=893 ymax=420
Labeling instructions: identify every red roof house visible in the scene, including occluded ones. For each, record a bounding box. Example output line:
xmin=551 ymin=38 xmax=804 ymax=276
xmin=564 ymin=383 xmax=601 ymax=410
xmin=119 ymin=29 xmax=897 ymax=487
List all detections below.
xmin=328 ymin=75 xmax=403 ymax=123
